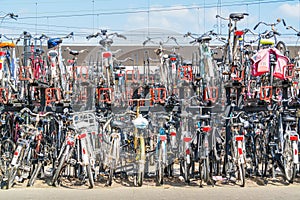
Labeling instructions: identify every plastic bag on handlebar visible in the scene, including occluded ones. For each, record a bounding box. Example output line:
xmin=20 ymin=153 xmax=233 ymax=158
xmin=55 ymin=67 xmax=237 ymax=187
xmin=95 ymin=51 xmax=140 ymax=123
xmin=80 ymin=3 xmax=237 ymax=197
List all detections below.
xmin=48 ymin=38 xmax=62 ymax=49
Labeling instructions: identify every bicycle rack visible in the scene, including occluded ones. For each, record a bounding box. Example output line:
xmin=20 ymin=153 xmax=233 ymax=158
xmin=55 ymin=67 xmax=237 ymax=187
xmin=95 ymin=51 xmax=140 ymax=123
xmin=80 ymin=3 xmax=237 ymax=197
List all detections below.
xmin=178 ymin=65 xmax=193 ymax=82
xmin=125 ymin=69 xmax=140 ymax=84
xmin=284 ymin=64 xmax=295 ymax=80
xmin=77 ymin=86 xmax=88 ymax=102
xmin=0 ymin=87 xmax=8 ymax=103
xmin=231 ymin=65 xmax=244 ymax=82
xmin=150 ymin=88 xmax=167 ymax=104
xmin=18 ymin=66 xmax=32 ymax=81
xmin=45 ymin=88 xmax=62 ymax=105
xmin=96 ymin=87 xmax=114 ymax=103
xmin=259 ymin=86 xmax=272 ymax=101
xmin=204 ymin=87 xmax=218 ymax=103
xmin=74 ymin=66 xmax=89 ymax=82
xmin=125 ymin=87 xmax=133 ymax=101
xmin=246 ymin=80 xmax=257 ymax=99
xmin=128 ymin=98 xmax=153 ymax=107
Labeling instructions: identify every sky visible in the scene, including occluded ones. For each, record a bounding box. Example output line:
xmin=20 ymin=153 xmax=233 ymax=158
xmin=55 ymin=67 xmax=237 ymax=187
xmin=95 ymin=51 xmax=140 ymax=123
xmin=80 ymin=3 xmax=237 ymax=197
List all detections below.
xmin=0 ymin=0 xmax=300 ymax=45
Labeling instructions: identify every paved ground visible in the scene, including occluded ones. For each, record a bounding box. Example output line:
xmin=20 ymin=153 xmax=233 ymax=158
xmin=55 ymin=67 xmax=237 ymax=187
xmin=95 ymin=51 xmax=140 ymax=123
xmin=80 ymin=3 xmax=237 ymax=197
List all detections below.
xmin=1 ymin=175 xmax=300 ymax=200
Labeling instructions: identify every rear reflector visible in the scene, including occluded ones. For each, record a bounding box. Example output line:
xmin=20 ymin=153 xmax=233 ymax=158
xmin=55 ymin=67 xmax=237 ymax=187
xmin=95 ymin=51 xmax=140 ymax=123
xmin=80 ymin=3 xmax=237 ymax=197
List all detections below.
xmin=170 ymin=131 xmax=176 ymax=136
xmin=238 ymin=148 xmax=243 ymax=155
xmin=186 ymin=149 xmax=190 ymax=155
xmin=14 ymin=151 xmax=18 ymax=156
xmin=235 ymin=136 xmax=244 ymax=141
xmin=102 ymin=52 xmax=112 ymax=58
xmin=290 ymin=135 xmax=298 ymax=141
xmin=160 ymin=135 xmax=167 ymax=141
xmin=78 ymin=133 xmax=87 ymax=139
xmin=183 ymin=137 xmax=192 ymax=142
xmin=202 ymin=126 xmax=212 ymax=132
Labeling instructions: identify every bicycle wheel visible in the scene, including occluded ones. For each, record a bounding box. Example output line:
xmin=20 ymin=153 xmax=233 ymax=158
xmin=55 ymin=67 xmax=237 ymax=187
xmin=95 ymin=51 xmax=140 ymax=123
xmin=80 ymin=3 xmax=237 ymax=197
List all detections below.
xmin=51 ymin=145 xmax=69 ymax=187
xmin=283 ymin=140 xmax=296 ymax=183
xmin=1 ymin=139 xmax=15 ymax=160
xmin=106 ymin=137 xmax=118 ymax=186
xmin=1 ymin=58 xmax=11 ymax=87
xmin=7 ymin=166 xmax=18 ymax=189
xmin=86 ymin=163 xmax=95 ymax=188
xmin=27 ymin=160 xmax=43 ymax=187
xmin=155 ymin=142 xmax=164 ymax=186
xmin=134 ymin=137 xmax=145 ymax=187
xmin=238 ymin=163 xmax=246 ymax=187
xmin=199 ymin=157 xmax=209 ymax=183
xmin=106 ymin=163 xmax=114 ymax=186
xmin=180 ymin=154 xmax=191 ymax=184
xmin=275 ymin=41 xmax=287 ymax=56
xmin=254 ymin=134 xmax=268 ymax=177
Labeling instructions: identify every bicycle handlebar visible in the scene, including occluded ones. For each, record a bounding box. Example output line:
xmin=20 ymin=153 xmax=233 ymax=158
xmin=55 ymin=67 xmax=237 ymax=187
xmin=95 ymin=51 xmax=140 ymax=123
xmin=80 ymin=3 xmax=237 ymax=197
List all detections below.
xmin=222 ymin=111 xmax=245 ymax=120
xmin=20 ymin=107 xmax=55 ymax=118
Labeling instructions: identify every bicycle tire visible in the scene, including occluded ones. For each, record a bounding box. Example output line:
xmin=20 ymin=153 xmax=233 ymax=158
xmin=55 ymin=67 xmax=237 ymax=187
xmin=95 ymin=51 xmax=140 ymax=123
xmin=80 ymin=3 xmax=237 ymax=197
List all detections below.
xmin=199 ymin=157 xmax=209 ymax=183
xmin=106 ymin=137 xmax=118 ymax=186
xmin=136 ymin=137 xmax=145 ymax=187
xmin=27 ymin=161 xmax=43 ymax=187
xmin=283 ymin=140 xmax=296 ymax=183
xmin=0 ymin=58 xmax=11 ymax=100
xmin=86 ymin=163 xmax=95 ymax=188
xmin=7 ymin=166 xmax=18 ymax=189
xmin=238 ymin=163 xmax=246 ymax=187
xmin=1 ymin=139 xmax=15 ymax=159
xmin=155 ymin=142 xmax=164 ymax=186
xmin=51 ymin=145 xmax=69 ymax=187
xmin=254 ymin=134 xmax=268 ymax=178
xmin=275 ymin=41 xmax=287 ymax=56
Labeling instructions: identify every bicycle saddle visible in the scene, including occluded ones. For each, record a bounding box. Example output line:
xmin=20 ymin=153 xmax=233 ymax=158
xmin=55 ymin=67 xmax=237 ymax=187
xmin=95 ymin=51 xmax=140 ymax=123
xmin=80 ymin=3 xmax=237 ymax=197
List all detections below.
xmin=69 ymin=50 xmax=80 ymax=56
xmin=229 ymin=13 xmax=245 ymax=20
xmin=283 ymin=115 xmax=296 ymax=122
xmin=34 ymin=48 xmax=44 ymax=56
xmin=199 ymin=35 xmax=211 ymax=42
xmin=110 ymin=120 xmax=127 ymax=129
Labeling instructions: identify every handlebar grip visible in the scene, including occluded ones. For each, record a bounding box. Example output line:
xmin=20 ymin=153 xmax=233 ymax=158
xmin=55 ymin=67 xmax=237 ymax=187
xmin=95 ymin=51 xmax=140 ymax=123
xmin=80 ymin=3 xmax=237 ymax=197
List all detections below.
xmin=253 ymin=22 xmax=260 ymax=30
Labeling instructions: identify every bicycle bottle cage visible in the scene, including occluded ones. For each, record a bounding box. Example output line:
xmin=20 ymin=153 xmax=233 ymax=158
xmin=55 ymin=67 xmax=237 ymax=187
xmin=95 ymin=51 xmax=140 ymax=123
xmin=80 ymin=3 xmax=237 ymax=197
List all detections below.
xmin=47 ymin=38 xmax=62 ymax=49
xmin=125 ymin=69 xmax=140 ymax=84
xmin=204 ymin=87 xmax=218 ymax=103
xmin=96 ymin=87 xmax=113 ymax=104
xmin=150 ymin=88 xmax=167 ymax=104
xmin=259 ymin=86 xmax=272 ymax=102
xmin=178 ymin=65 xmax=193 ymax=81
xmin=45 ymin=88 xmax=62 ymax=105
